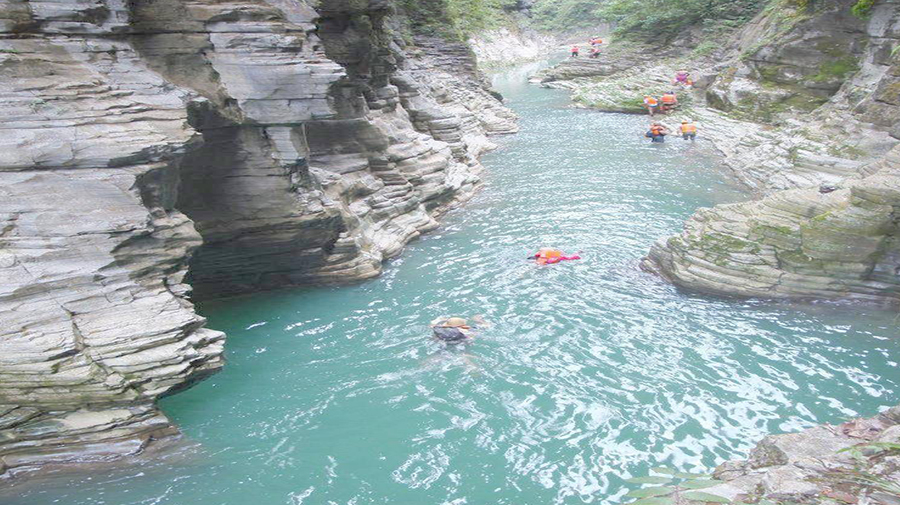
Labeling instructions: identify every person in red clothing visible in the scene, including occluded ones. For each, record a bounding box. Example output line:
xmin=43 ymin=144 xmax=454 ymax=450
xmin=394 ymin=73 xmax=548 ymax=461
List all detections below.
xmin=531 ymin=248 xmax=581 ymax=265
xmin=571 ymin=45 xmax=580 ymax=58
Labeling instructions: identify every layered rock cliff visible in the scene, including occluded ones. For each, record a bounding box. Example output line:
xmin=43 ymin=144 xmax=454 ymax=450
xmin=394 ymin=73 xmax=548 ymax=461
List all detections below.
xmin=643 ymin=146 xmax=900 ymax=301
xmin=0 ymin=0 xmax=514 ymax=477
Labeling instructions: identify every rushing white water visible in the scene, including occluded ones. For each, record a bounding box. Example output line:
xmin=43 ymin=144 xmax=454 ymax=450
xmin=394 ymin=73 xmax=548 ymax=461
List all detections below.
xmin=5 ymin=60 xmax=899 ymax=505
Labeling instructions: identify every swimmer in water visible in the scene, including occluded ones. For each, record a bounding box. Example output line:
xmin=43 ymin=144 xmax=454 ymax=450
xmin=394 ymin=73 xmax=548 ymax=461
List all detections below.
xmin=430 ymin=315 xmax=489 ymax=343
xmin=424 ymin=316 xmax=489 ymax=373
xmin=530 ymin=248 xmax=581 ymax=265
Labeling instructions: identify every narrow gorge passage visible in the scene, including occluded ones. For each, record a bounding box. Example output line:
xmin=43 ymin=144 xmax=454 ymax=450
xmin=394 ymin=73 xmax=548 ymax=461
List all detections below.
xmin=10 ymin=62 xmax=900 ymax=505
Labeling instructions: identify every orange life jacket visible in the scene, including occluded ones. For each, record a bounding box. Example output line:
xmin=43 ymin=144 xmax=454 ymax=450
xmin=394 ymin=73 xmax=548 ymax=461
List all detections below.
xmin=681 ymin=124 xmax=697 ymax=133
xmin=662 ymin=94 xmax=677 ymax=104
xmin=645 ymin=97 xmax=658 ymax=106
xmin=538 ymin=249 xmax=563 ymax=259
xmin=650 ymin=125 xmax=664 ymax=135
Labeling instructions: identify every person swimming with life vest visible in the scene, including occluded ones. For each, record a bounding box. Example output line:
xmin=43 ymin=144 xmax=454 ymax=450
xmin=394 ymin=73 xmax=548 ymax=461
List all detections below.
xmin=430 ymin=315 xmax=488 ymax=344
xmin=646 ymin=122 xmax=669 ymax=143
xmin=680 ymin=120 xmax=697 ymax=141
xmin=660 ymin=92 xmax=678 ymax=113
xmin=644 ymin=95 xmax=659 ymax=116
xmin=530 ymin=248 xmax=581 ymax=265
xmin=571 ymin=45 xmax=580 ymax=58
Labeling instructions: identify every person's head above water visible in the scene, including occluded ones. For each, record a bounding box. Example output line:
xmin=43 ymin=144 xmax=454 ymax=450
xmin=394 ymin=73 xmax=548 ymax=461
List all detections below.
xmin=445 ymin=317 xmax=468 ymax=327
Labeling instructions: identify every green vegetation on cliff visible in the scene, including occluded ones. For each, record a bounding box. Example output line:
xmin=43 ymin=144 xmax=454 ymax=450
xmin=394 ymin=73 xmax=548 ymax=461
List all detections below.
xmin=597 ymin=0 xmax=765 ymax=40
xmin=531 ymin=0 xmax=604 ymax=30
xmin=399 ymin=0 xmax=517 ymax=40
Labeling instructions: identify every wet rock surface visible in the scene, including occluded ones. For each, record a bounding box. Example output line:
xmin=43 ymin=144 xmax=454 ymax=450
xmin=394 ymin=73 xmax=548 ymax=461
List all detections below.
xmin=0 ymin=0 xmax=514 ymax=477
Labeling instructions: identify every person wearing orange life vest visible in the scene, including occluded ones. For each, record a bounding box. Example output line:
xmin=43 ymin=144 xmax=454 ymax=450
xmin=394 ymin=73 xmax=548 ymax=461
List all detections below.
xmin=644 ymin=95 xmax=659 ymax=116
xmin=531 ymin=248 xmax=581 ymax=265
xmin=660 ymin=91 xmax=678 ymax=113
xmin=571 ymin=45 xmax=580 ymax=58
xmin=646 ymin=122 xmax=668 ymax=143
xmin=680 ymin=120 xmax=697 ymax=141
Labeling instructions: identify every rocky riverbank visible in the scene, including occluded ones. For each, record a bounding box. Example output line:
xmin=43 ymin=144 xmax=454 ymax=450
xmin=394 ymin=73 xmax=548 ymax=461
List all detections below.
xmin=0 ymin=0 xmax=515 ymax=478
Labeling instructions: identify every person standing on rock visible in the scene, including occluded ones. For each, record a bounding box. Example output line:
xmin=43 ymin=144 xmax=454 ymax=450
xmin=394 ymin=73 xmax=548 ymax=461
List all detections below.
xmin=680 ymin=120 xmax=697 ymax=141
xmin=644 ymin=95 xmax=659 ymax=116
xmin=571 ymin=45 xmax=580 ymax=58
xmin=673 ymin=70 xmax=692 ymax=87
xmin=661 ymin=92 xmax=678 ymax=113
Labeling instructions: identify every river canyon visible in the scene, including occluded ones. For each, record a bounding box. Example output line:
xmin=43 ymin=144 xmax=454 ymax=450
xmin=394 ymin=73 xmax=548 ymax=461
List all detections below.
xmin=3 ymin=0 xmax=900 ymax=504
xmin=2 ymin=59 xmax=899 ymax=505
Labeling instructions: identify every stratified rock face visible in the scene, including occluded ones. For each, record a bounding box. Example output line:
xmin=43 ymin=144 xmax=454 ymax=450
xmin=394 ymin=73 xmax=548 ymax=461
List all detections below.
xmin=643 ymin=147 xmax=900 ymax=302
xmin=703 ymin=406 xmax=900 ymax=504
xmin=0 ymin=8 xmax=226 ymax=475
xmin=706 ymin=0 xmax=871 ymax=117
xmin=0 ymin=0 xmax=514 ymax=477
xmin=698 ymin=0 xmax=900 ymax=190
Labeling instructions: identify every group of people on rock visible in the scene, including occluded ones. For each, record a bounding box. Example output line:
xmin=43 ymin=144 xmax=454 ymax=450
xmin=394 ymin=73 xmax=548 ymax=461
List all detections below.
xmin=643 ymin=70 xmax=699 ymax=143
xmin=571 ymin=37 xmax=604 ymax=59
xmin=643 ymin=91 xmax=679 ymax=116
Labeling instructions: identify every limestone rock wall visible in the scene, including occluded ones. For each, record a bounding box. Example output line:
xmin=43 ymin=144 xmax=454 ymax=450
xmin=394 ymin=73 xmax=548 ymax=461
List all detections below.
xmin=696 ymin=0 xmax=900 ymax=191
xmin=0 ymin=0 xmax=514 ymax=477
xmin=643 ymin=146 xmax=900 ymax=302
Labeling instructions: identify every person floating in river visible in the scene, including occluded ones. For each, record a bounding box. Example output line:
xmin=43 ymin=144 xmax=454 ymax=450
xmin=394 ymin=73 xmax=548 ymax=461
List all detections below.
xmin=430 ymin=316 xmax=488 ymax=344
xmin=531 ymin=248 xmax=581 ymax=265
xmin=644 ymin=95 xmax=659 ymax=116
xmin=661 ymin=91 xmax=678 ymax=113
xmin=646 ymin=122 xmax=668 ymax=143
xmin=680 ymin=120 xmax=697 ymax=141
xmin=571 ymin=45 xmax=580 ymax=58
xmin=590 ymin=37 xmax=603 ymax=46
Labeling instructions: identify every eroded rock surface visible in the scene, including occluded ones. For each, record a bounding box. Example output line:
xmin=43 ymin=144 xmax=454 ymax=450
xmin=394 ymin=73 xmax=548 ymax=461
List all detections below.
xmin=0 ymin=0 xmax=514 ymax=477
xmin=704 ymin=406 xmax=900 ymax=505
xmin=643 ymin=146 xmax=900 ymax=301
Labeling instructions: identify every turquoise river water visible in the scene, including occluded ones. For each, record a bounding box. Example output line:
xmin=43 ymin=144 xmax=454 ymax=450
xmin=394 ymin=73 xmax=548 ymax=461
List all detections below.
xmin=5 ymin=61 xmax=900 ymax=505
